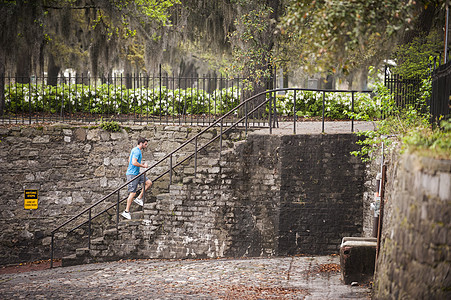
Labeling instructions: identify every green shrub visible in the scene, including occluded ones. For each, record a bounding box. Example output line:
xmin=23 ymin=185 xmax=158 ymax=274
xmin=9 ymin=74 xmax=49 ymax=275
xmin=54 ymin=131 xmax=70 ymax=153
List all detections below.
xmin=99 ymin=118 xmax=121 ymax=132
xmin=4 ymin=81 xmax=377 ymax=120
xmin=349 ymin=69 xmax=445 ymax=161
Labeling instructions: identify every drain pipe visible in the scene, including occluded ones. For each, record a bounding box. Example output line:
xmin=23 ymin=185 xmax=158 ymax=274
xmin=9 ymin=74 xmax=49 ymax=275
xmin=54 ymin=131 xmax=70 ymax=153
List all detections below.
xmin=370 ymin=173 xmax=382 ymax=238
xmin=376 ymin=141 xmax=387 ymax=261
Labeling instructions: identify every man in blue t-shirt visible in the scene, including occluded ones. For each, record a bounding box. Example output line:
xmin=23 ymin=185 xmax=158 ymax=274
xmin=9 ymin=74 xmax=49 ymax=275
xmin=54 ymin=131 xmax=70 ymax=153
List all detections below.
xmin=121 ymin=137 xmax=152 ymax=220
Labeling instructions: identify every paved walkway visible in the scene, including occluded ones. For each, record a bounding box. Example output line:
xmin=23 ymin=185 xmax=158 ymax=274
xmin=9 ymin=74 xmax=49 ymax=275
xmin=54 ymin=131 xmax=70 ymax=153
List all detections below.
xmin=253 ymin=121 xmax=375 ymax=135
xmin=0 ymin=255 xmax=371 ymax=299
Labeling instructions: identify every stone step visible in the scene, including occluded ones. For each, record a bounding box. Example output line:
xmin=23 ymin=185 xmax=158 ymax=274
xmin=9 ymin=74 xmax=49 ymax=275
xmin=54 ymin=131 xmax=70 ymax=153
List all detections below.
xmin=156 ymin=193 xmax=171 ymax=201
xmin=61 ymin=254 xmax=78 ymax=267
xmin=75 ymin=247 xmax=90 ymax=257
xmin=120 ymin=218 xmax=142 ymax=225
xmin=59 ymin=132 xmax=243 ymax=267
xmin=131 ymin=211 xmax=144 ymax=219
xmin=182 ymin=176 xmax=194 ymax=184
xmin=91 ymin=237 xmax=104 ymax=245
xmin=91 ymin=237 xmax=108 ymax=251
xmin=143 ymin=202 xmax=157 ymax=210
xmin=104 ymin=228 xmax=118 ymax=237
xmin=62 ymin=249 xmax=91 ymax=267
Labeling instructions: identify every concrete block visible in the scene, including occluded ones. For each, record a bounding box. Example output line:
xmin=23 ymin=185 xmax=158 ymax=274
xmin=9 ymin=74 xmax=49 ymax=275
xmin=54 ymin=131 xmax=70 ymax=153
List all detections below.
xmin=340 ymin=237 xmax=377 ymax=284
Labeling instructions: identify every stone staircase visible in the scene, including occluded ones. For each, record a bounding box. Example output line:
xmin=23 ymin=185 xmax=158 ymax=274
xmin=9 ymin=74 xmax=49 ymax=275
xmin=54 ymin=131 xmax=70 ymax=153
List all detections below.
xmin=62 ymin=153 xmax=225 ymax=267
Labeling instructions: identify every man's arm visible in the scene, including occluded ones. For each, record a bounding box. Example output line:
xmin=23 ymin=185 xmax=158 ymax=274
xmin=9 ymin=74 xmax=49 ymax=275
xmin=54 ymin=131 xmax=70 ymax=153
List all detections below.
xmin=132 ymin=157 xmax=148 ymax=168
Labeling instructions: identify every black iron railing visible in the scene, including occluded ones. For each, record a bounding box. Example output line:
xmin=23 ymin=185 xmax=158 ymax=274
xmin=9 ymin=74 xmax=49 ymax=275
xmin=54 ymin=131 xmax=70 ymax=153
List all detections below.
xmin=431 ymin=61 xmax=451 ymax=123
xmin=49 ymin=87 xmax=372 ymax=267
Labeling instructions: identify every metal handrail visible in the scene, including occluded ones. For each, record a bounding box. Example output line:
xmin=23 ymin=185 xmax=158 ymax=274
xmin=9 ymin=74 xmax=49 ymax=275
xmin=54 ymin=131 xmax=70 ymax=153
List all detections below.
xmin=49 ymin=87 xmax=371 ymax=267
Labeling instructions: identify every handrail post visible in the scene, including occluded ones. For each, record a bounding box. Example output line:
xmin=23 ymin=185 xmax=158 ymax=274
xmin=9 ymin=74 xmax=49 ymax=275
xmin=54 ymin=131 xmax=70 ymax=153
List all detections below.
xmin=88 ymin=208 xmax=91 ymax=249
xmin=50 ymin=233 xmax=54 ymax=268
xmin=220 ymin=119 xmax=223 ymax=159
xmin=293 ymin=90 xmax=297 ymax=135
xmin=169 ymin=155 xmax=173 ymax=185
xmin=269 ymin=92 xmax=273 ymax=134
xmin=351 ymin=91 xmax=355 ymax=133
xmin=322 ymin=91 xmax=325 ymax=133
xmin=194 ymin=137 xmax=198 ymax=175
xmin=142 ymin=176 xmax=146 ymax=203
xmin=245 ymin=101 xmax=248 ymax=136
xmin=116 ymin=191 xmax=119 ymax=233
xmin=273 ymin=95 xmax=277 ymax=129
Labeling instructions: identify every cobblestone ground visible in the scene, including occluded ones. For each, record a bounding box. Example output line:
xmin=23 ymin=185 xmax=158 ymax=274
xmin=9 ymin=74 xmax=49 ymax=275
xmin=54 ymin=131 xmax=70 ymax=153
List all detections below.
xmin=0 ymin=255 xmax=371 ymax=299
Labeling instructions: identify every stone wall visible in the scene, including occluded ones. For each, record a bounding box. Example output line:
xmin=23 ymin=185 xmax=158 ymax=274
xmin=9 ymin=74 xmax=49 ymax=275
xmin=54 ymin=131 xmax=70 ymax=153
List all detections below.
xmin=0 ymin=124 xmax=230 ymax=264
xmin=374 ymin=153 xmax=451 ymax=299
xmin=0 ymin=124 xmax=366 ymax=265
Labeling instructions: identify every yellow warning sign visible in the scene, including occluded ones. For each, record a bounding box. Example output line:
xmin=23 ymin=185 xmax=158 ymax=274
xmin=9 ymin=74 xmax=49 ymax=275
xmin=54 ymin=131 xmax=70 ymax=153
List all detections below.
xmin=24 ymin=189 xmax=38 ymax=209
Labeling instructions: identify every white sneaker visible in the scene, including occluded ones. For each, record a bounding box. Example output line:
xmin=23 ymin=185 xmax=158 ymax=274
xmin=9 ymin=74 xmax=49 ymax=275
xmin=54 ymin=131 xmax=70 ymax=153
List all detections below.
xmin=133 ymin=198 xmax=144 ymax=206
xmin=121 ymin=211 xmax=131 ymax=220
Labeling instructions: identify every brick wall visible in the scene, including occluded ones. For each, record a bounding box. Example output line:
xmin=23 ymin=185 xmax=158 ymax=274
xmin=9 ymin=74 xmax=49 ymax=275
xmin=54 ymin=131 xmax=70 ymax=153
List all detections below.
xmin=278 ymin=134 xmax=365 ymax=255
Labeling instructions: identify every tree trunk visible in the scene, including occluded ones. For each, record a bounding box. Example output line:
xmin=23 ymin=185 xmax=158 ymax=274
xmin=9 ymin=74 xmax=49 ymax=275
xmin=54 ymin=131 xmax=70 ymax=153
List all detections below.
xmin=350 ymin=67 xmax=369 ymax=91
xmin=47 ymin=53 xmax=61 ymax=86
xmin=124 ymin=62 xmax=133 ymax=89
xmin=16 ymin=47 xmax=31 ymax=84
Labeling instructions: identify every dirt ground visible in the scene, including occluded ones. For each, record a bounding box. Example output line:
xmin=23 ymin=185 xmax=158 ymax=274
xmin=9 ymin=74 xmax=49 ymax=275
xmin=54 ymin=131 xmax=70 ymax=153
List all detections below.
xmin=0 ymin=259 xmax=62 ymax=275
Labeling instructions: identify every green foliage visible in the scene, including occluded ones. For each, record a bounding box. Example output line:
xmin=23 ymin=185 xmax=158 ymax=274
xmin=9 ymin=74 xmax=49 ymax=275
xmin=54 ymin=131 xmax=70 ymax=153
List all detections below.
xmin=266 ymin=90 xmax=379 ymax=120
xmin=280 ymin=0 xmax=417 ymax=73
xmin=227 ymin=3 xmax=276 ymax=91
xmin=402 ymin=119 xmax=451 ymax=159
xmin=3 ymin=81 xmax=381 ymax=121
xmin=99 ymin=117 xmax=121 ymax=132
xmin=3 ymin=83 xmax=241 ymax=116
xmin=391 ymin=30 xmax=442 ymax=78
xmin=349 ymin=71 xmax=438 ymax=161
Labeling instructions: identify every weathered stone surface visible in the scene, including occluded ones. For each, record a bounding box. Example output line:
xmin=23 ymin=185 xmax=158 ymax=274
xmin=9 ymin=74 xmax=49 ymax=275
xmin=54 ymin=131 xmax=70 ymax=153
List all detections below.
xmin=1 ymin=124 xmax=366 ymax=266
xmin=0 ymin=124 xmax=208 ymax=265
xmin=374 ymin=153 xmax=451 ymax=299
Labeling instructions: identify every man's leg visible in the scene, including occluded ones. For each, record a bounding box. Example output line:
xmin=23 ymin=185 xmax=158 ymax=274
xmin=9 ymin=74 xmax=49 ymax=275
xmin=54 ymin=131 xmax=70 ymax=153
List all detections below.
xmin=125 ymin=192 xmax=136 ymax=212
xmin=137 ymin=179 xmax=152 ymax=200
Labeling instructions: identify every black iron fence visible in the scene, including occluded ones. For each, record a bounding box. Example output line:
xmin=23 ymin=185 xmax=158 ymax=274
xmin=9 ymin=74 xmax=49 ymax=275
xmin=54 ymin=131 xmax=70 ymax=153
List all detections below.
xmin=0 ymin=71 xmax=248 ymax=125
xmin=384 ymin=66 xmax=424 ymax=110
xmin=0 ymin=71 xmax=382 ymax=126
xmin=431 ymin=60 xmax=451 ymax=123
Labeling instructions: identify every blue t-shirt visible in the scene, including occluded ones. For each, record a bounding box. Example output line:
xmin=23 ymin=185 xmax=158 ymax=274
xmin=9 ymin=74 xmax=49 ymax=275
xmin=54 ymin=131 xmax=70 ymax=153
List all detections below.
xmin=126 ymin=146 xmax=142 ymax=175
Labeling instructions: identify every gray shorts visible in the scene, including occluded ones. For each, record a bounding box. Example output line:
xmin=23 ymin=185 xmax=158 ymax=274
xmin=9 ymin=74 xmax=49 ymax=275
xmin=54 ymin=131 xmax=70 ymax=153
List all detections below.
xmin=126 ymin=174 xmax=148 ymax=193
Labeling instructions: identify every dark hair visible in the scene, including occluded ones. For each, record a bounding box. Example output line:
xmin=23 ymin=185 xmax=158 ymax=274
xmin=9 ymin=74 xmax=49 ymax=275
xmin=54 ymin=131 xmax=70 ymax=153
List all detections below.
xmin=137 ymin=137 xmax=148 ymax=145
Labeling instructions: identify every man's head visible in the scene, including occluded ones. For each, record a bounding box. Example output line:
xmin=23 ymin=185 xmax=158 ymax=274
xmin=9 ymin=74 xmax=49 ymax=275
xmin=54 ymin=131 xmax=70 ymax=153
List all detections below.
xmin=137 ymin=137 xmax=148 ymax=149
